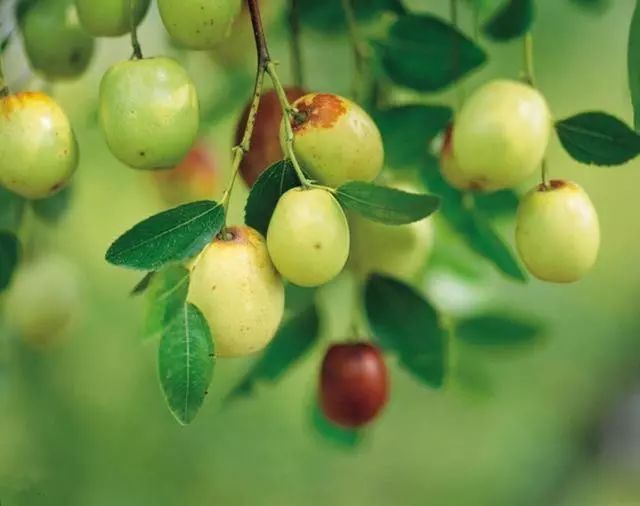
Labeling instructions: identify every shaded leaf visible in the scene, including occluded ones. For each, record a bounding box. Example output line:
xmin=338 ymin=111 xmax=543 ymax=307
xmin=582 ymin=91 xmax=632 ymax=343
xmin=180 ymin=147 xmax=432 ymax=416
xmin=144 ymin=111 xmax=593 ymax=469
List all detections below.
xmin=473 ymin=189 xmax=519 ymax=218
xmin=106 ymin=201 xmax=224 ymax=271
xmin=298 ymin=0 xmax=405 ymax=33
xmin=456 ymin=313 xmax=543 ymax=347
xmin=285 ymin=283 xmax=316 ymax=314
xmin=130 ymin=271 xmax=156 ymax=296
xmin=30 ymin=186 xmax=73 ymax=224
xmin=629 ymin=1 xmax=640 ymax=130
xmin=0 ymin=232 xmax=20 ymax=292
xmin=311 ymin=397 xmax=364 ymax=448
xmin=483 ymin=0 xmax=534 ymax=41
xmin=143 ymin=266 xmax=190 ymax=340
xmin=0 ymin=187 xmax=25 ymax=232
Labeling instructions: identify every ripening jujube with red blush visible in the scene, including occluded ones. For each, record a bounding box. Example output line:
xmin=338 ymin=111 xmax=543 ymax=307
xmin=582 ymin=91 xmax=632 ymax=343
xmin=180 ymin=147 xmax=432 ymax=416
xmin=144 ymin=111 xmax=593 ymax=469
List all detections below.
xmin=235 ymin=87 xmax=306 ymax=187
xmin=320 ymin=342 xmax=389 ymax=428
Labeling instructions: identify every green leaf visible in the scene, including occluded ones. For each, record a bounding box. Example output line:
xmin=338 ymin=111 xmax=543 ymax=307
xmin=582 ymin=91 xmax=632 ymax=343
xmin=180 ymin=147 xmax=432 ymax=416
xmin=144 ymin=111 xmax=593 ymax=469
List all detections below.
xmin=629 ymin=1 xmax=640 ymax=130
xmin=483 ymin=0 xmax=534 ymax=41
xmin=285 ymin=283 xmax=316 ymax=314
xmin=0 ymin=187 xmax=25 ymax=233
xmin=374 ymin=105 xmax=452 ymax=169
xmin=473 ymin=189 xmax=520 ymax=218
xmin=130 ymin=271 xmax=156 ymax=296
xmin=244 ymin=160 xmax=299 ymax=236
xmin=0 ymin=232 xmax=20 ymax=293
xmin=30 ymin=186 xmax=73 ymax=224
xmin=143 ymin=266 xmax=190 ymax=340
xmin=311 ymin=398 xmax=364 ymax=448
xmin=555 ymin=112 xmax=640 ymax=165
xmin=365 ymin=274 xmax=446 ymax=387
xmin=106 ymin=201 xmax=224 ymax=271
xmin=456 ymin=312 xmax=543 ymax=347
xmin=158 ymin=303 xmax=215 ymax=425
xmin=227 ymin=305 xmax=320 ymax=401
xmin=335 ymin=181 xmax=440 ymax=225
xmin=298 ymin=0 xmax=405 ymax=33
xmin=374 ymin=14 xmax=487 ymax=92
xmin=570 ymin=0 xmax=611 ymax=14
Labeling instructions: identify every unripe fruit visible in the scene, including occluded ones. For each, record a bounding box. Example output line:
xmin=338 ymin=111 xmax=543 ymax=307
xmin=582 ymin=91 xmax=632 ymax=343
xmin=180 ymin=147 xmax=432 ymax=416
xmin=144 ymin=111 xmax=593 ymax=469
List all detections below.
xmin=19 ymin=0 xmax=94 ymax=80
xmin=235 ymin=87 xmax=306 ymax=187
xmin=75 ymin=0 xmax=150 ymax=37
xmin=267 ymin=187 xmax=349 ymax=287
xmin=282 ymin=93 xmax=384 ymax=187
xmin=152 ymin=140 xmax=220 ymax=205
xmin=320 ymin=342 xmax=389 ymax=428
xmin=99 ymin=57 xmax=199 ymax=170
xmin=188 ymin=226 xmax=284 ymax=357
xmin=452 ymin=80 xmax=551 ymax=191
xmin=516 ymin=180 xmax=600 ymax=283
xmin=439 ymin=123 xmax=474 ymax=190
xmin=0 ymin=92 xmax=78 ymax=199
xmin=158 ymin=0 xmax=242 ymax=50
xmin=4 ymin=255 xmax=82 ymax=348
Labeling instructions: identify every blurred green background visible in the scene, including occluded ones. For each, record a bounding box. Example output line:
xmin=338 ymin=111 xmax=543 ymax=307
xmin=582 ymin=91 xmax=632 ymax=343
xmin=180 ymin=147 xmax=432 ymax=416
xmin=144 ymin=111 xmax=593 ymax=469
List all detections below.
xmin=2 ymin=0 xmax=640 ymax=505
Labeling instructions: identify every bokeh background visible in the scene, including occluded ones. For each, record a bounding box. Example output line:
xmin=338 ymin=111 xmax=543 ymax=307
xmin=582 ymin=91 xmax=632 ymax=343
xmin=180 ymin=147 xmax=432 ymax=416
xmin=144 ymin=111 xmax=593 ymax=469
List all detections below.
xmin=2 ymin=0 xmax=640 ymax=504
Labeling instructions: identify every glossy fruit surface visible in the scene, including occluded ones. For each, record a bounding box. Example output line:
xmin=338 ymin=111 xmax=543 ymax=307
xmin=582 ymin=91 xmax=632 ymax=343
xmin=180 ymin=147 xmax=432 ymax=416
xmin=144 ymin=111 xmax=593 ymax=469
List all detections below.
xmin=439 ymin=123 xmax=474 ymax=190
xmin=267 ymin=187 xmax=349 ymax=287
xmin=4 ymin=255 xmax=82 ymax=348
xmin=452 ymin=80 xmax=551 ymax=191
xmin=320 ymin=342 xmax=389 ymax=428
xmin=0 ymin=92 xmax=78 ymax=199
xmin=75 ymin=0 xmax=150 ymax=37
xmin=20 ymin=0 xmax=94 ymax=79
xmin=236 ymin=87 xmax=306 ymax=187
xmin=516 ymin=179 xmax=600 ymax=283
xmin=283 ymin=93 xmax=384 ymax=187
xmin=99 ymin=57 xmax=199 ymax=170
xmin=188 ymin=226 xmax=284 ymax=357
xmin=158 ymin=0 xmax=242 ymax=50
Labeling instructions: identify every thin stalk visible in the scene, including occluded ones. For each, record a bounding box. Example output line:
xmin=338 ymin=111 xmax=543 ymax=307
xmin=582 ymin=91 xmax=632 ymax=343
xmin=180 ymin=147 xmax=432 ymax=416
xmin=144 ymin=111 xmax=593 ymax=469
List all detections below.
xmin=130 ymin=0 xmax=143 ymax=59
xmin=341 ymin=0 xmax=368 ymax=102
xmin=288 ymin=0 xmax=304 ymax=88
xmin=522 ymin=32 xmax=535 ymax=86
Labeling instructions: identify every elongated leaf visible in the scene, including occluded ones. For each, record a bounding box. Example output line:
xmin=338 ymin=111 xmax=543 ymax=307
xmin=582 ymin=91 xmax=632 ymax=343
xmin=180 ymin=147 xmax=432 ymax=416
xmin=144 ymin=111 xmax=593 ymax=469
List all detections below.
xmin=629 ymin=2 xmax=640 ymax=130
xmin=143 ymin=266 xmax=190 ymax=340
xmin=335 ymin=182 xmax=440 ymax=225
xmin=456 ymin=313 xmax=543 ymax=347
xmin=0 ymin=187 xmax=25 ymax=232
xmin=158 ymin=303 xmax=214 ymax=425
xmin=374 ymin=14 xmax=487 ymax=92
xmin=483 ymin=0 xmax=534 ymax=41
xmin=227 ymin=305 xmax=320 ymax=401
xmin=555 ymin=112 xmax=640 ymax=165
xmin=30 ymin=186 xmax=73 ymax=223
xmin=0 ymin=232 xmax=20 ymax=292
xmin=106 ymin=201 xmax=224 ymax=270
xmin=130 ymin=271 xmax=156 ymax=296
xmin=311 ymin=397 xmax=364 ymax=448
xmin=298 ymin=0 xmax=405 ymax=33
xmin=245 ymin=160 xmax=299 ymax=236
xmin=365 ymin=274 xmax=446 ymax=387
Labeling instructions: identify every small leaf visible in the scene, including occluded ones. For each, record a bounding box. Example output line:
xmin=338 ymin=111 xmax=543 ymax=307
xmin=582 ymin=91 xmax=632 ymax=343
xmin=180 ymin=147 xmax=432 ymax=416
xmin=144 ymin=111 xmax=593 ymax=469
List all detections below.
xmin=365 ymin=274 xmax=446 ymax=387
xmin=106 ymin=201 xmax=224 ymax=271
xmin=130 ymin=271 xmax=156 ymax=296
xmin=158 ymin=303 xmax=215 ymax=425
xmin=0 ymin=187 xmax=25 ymax=233
xmin=245 ymin=160 xmax=299 ymax=236
xmin=0 ymin=232 xmax=20 ymax=292
xmin=483 ymin=0 xmax=534 ymax=41
xmin=555 ymin=112 xmax=640 ymax=165
xmin=30 ymin=186 xmax=73 ymax=224
xmin=335 ymin=181 xmax=440 ymax=225
xmin=227 ymin=305 xmax=320 ymax=401
xmin=311 ymin=398 xmax=364 ymax=448
xmin=629 ymin=1 xmax=640 ymax=130
xmin=298 ymin=0 xmax=405 ymax=33
xmin=143 ymin=266 xmax=190 ymax=340
xmin=456 ymin=313 xmax=543 ymax=347
xmin=374 ymin=14 xmax=487 ymax=92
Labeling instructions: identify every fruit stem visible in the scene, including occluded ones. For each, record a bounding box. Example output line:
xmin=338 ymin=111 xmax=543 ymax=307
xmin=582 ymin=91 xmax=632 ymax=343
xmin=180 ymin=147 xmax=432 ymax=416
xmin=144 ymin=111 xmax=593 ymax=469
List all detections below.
xmin=522 ymin=32 xmax=535 ymax=87
xmin=0 ymin=55 xmax=9 ymax=97
xmin=540 ymin=159 xmax=549 ymax=189
xmin=341 ymin=0 xmax=369 ymax=103
xmin=129 ymin=0 xmax=143 ymax=60
xmin=288 ymin=0 xmax=305 ymax=88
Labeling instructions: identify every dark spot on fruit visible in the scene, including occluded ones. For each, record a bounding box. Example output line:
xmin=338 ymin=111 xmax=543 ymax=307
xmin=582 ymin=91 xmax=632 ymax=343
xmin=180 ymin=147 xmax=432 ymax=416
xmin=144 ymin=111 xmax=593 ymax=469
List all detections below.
xmin=69 ymin=49 xmax=82 ymax=66
xmin=314 ymin=242 xmax=322 ymax=250
xmin=139 ymin=151 xmax=145 ymax=157
xmin=537 ymin=179 xmax=569 ymax=192
xmin=50 ymin=181 xmax=63 ymax=192
xmin=211 ymin=285 xmax=216 ymax=291
xmin=291 ymin=94 xmax=347 ymax=134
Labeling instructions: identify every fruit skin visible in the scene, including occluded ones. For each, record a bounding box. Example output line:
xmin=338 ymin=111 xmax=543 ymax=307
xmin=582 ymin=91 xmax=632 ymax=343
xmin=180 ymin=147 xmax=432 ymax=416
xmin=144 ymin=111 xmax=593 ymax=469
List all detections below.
xmin=267 ymin=187 xmax=350 ymax=287
xmin=188 ymin=226 xmax=284 ymax=358
xmin=74 ymin=0 xmax=150 ymax=37
xmin=153 ymin=140 xmax=220 ymax=205
xmin=282 ymin=93 xmax=384 ymax=187
xmin=0 ymin=92 xmax=78 ymax=199
xmin=99 ymin=57 xmax=199 ymax=170
xmin=235 ymin=87 xmax=306 ymax=187
xmin=320 ymin=342 xmax=389 ymax=428
xmin=19 ymin=0 xmax=94 ymax=80
xmin=4 ymin=255 xmax=82 ymax=348
xmin=452 ymin=80 xmax=551 ymax=191
xmin=439 ymin=123 xmax=476 ymax=190
xmin=158 ymin=0 xmax=242 ymax=50
xmin=516 ymin=179 xmax=600 ymax=283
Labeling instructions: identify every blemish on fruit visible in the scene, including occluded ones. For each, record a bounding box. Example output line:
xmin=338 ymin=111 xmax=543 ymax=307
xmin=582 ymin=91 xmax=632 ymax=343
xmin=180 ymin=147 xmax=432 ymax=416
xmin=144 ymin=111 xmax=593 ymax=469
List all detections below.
xmin=291 ymin=94 xmax=347 ymax=133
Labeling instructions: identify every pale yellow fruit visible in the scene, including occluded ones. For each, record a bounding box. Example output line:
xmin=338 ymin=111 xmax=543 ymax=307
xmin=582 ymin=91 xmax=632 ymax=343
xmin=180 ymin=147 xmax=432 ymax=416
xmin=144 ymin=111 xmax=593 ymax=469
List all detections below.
xmin=267 ymin=187 xmax=349 ymax=287
xmin=516 ymin=180 xmax=600 ymax=283
xmin=188 ymin=226 xmax=284 ymax=357
xmin=452 ymin=80 xmax=551 ymax=191
xmin=439 ymin=123 xmax=475 ymax=190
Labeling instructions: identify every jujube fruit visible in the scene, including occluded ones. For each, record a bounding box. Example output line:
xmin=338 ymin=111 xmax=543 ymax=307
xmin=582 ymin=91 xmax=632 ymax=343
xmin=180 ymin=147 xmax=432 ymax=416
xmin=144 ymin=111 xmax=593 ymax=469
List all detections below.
xmin=282 ymin=93 xmax=384 ymax=187
xmin=99 ymin=57 xmax=199 ymax=170
xmin=516 ymin=179 xmax=600 ymax=283
xmin=158 ymin=0 xmax=242 ymax=50
xmin=19 ymin=0 xmax=94 ymax=80
xmin=188 ymin=226 xmax=284 ymax=357
xmin=320 ymin=342 xmax=389 ymax=428
xmin=452 ymin=80 xmax=551 ymax=191
xmin=267 ymin=187 xmax=349 ymax=287
xmin=74 ymin=0 xmax=151 ymax=37
xmin=0 ymin=92 xmax=78 ymax=199
xmin=439 ymin=123 xmax=474 ymax=190
xmin=235 ymin=87 xmax=306 ymax=187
